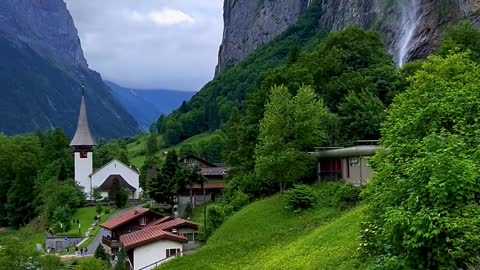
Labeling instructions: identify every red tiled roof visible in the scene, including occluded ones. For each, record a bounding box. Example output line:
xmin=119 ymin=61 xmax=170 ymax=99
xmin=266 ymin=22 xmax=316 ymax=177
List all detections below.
xmin=154 ymin=218 xmax=199 ymax=231
xmin=120 ymin=226 xmax=187 ymax=250
xmin=101 ymin=208 xmax=153 ymax=230
xmin=144 ymin=216 xmax=173 ymax=229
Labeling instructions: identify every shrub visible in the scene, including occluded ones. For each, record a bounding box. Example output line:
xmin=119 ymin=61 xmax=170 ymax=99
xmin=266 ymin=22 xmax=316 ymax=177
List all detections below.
xmin=333 ymin=183 xmax=361 ymax=209
xmin=96 ymin=205 xmax=103 ymax=215
xmin=205 ymin=204 xmax=226 ymax=239
xmin=284 ymin=184 xmax=317 ymax=212
xmin=104 ymin=208 xmax=110 ymax=215
xmin=229 ymin=191 xmax=250 ymax=212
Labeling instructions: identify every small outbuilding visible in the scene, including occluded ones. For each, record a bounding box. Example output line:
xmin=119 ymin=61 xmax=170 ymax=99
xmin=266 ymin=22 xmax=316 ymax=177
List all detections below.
xmin=312 ymin=141 xmax=383 ymax=186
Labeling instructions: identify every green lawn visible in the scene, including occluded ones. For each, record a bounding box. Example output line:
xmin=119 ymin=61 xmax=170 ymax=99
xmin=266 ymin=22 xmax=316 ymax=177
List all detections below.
xmin=159 ymin=189 xmax=366 ymax=270
xmin=58 ymin=207 xmax=99 ymax=237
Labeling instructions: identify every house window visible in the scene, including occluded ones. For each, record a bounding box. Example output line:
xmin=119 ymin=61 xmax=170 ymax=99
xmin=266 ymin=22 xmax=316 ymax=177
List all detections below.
xmin=166 ymin=248 xmax=181 ymax=258
xmin=140 ymin=217 xmax=146 ymax=226
xmin=185 ymin=233 xmax=195 ymax=243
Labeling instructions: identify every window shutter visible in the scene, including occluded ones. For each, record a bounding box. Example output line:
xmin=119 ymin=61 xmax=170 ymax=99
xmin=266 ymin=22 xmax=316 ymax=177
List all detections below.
xmin=177 ymin=249 xmax=181 ymax=256
xmin=166 ymin=249 xmax=170 ymax=258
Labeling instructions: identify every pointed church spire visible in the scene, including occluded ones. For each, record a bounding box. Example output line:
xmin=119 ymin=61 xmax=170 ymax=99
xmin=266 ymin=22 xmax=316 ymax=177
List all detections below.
xmin=70 ymin=87 xmax=96 ymax=147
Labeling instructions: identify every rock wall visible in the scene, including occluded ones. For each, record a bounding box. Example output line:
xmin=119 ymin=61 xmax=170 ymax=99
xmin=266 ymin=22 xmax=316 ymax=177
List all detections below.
xmin=216 ymin=0 xmax=480 ymax=73
xmin=0 ymin=0 xmax=88 ymax=68
xmin=216 ymin=0 xmax=310 ymax=75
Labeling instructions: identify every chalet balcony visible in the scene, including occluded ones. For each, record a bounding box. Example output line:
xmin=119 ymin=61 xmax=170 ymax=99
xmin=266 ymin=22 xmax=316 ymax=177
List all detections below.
xmin=102 ymin=236 xmax=121 ymax=249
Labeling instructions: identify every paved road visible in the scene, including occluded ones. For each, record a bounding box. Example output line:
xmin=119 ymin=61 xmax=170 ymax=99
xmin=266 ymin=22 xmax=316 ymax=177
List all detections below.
xmin=86 ymin=207 xmax=134 ymax=255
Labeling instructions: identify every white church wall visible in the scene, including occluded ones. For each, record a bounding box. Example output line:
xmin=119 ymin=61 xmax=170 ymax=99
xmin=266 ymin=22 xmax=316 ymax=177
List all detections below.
xmin=91 ymin=160 xmax=141 ymax=199
xmin=74 ymin=152 xmax=93 ymax=199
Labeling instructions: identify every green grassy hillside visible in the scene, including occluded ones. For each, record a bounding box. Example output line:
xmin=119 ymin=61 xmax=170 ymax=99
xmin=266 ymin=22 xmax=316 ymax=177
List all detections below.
xmin=160 ymin=191 xmax=365 ymax=270
xmin=127 ymin=132 xmax=214 ymax=167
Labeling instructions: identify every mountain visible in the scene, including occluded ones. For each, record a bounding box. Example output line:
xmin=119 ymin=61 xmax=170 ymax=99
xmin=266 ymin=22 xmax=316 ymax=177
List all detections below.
xmin=105 ymin=81 xmax=196 ymax=131
xmin=0 ymin=0 xmax=140 ymax=139
xmin=160 ymin=0 xmax=480 ymax=145
xmin=216 ymin=0 xmax=480 ymax=73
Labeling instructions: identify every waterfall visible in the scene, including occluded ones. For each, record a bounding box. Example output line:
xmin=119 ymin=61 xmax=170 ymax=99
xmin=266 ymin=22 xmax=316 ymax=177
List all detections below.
xmin=397 ymin=0 xmax=421 ymax=66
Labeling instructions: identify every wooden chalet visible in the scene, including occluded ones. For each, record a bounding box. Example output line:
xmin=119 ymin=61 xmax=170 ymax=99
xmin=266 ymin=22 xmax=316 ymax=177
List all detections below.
xmin=100 ymin=208 xmax=165 ymax=254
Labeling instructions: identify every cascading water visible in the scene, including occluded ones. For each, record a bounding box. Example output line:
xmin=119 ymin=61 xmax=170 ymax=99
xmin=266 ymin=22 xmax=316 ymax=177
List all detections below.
xmin=397 ymin=0 xmax=421 ymax=66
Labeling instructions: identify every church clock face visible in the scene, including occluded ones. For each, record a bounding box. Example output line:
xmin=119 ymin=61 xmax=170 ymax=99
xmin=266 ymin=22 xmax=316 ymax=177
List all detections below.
xmin=80 ymin=152 xmax=88 ymax=159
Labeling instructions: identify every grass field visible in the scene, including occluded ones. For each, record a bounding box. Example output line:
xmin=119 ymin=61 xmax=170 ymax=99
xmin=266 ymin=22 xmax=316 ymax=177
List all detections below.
xmin=159 ymin=189 xmax=366 ymax=270
xmin=58 ymin=207 xmax=99 ymax=237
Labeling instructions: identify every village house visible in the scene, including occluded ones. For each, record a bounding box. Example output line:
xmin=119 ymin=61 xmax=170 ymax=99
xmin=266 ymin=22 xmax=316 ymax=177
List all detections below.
xmin=70 ymin=92 xmax=141 ymax=199
xmin=313 ymin=141 xmax=383 ymax=186
xmin=99 ymin=207 xmax=199 ymax=270
xmin=100 ymin=208 xmax=166 ymax=254
xmin=178 ymin=155 xmax=230 ymax=216
xmin=120 ymin=226 xmax=187 ymax=270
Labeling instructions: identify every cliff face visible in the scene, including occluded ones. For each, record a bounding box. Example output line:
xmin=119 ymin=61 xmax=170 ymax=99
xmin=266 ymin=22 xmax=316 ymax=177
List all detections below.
xmin=216 ymin=0 xmax=480 ymax=73
xmin=216 ymin=0 xmax=310 ymax=75
xmin=0 ymin=0 xmax=88 ymax=68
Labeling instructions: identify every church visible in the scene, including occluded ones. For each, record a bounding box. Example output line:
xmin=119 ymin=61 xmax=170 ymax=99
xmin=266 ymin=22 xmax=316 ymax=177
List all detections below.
xmin=70 ymin=93 xmax=141 ymax=200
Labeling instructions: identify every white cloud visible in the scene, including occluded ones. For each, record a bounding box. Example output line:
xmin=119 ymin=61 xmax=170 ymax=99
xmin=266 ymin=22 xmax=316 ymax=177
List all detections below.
xmin=65 ymin=0 xmax=224 ymax=91
xmin=149 ymin=8 xmax=194 ymax=26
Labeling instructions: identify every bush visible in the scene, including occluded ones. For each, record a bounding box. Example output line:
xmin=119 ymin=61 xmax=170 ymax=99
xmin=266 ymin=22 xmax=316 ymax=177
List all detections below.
xmin=104 ymin=208 xmax=110 ymax=215
xmin=96 ymin=205 xmax=103 ymax=215
xmin=333 ymin=183 xmax=361 ymax=209
xmin=284 ymin=185 xmax=317 ymax=212
xmin=205 ymin=204 xmax=226 ymax=240
xmin=229 ymin=191 xmax=250 ymax=212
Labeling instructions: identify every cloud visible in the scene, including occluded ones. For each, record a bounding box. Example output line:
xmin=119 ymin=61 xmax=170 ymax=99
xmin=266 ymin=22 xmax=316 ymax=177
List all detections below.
xmin=65 ymin=0 xmax=224 ymax=91
xmin=149 ymin=9 xmax=194 ymax=26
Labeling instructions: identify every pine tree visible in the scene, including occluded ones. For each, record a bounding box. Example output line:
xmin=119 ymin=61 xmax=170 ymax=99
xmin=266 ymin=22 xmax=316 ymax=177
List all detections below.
xmin=114 ymin=248 xmax=128 ymax=270
xmin=94 ymin=244 xmax=110 ymax=263
xmin=148 ymin=150 xmax=180 ymax=216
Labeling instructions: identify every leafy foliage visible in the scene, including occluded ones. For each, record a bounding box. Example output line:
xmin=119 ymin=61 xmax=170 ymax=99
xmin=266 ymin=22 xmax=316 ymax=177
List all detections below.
xmin=284 ymin=185 xmax=317 ymax=212
xmin=361 ymin=53 xmax=480 ymax=269
xmin=94 ymin=244 xmax=110 ymax=264
xmin=78 ymin=258 xmax=110 ymax=270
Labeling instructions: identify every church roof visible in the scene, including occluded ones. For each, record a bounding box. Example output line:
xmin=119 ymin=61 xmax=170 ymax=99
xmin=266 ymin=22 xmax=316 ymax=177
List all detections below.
xmin=98 ymin=174 xmax=137 ymax=192
xmin=70 ymin=95 xmax=96 ymax=147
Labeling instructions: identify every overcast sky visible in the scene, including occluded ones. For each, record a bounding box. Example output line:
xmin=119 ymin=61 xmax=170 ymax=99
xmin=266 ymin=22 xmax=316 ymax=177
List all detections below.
xmin=65 ymin=0 xmax=224 ymax=91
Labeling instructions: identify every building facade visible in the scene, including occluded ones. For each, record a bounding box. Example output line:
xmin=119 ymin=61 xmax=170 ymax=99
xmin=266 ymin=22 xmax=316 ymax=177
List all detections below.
xmin=313 ymin=143 xmax=383 ymax=186
xmin=70 ymin=93 xmax=140 ymax=199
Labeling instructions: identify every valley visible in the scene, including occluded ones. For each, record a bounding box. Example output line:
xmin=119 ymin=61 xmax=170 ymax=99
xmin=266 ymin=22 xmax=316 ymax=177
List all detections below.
xmin=1 ymin=0 xmax=480 ymax=270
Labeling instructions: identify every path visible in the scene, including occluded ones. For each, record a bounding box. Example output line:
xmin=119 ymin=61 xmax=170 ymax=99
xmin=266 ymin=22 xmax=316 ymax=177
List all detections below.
xmin=86 ymin=207 xmax=134 ymax=255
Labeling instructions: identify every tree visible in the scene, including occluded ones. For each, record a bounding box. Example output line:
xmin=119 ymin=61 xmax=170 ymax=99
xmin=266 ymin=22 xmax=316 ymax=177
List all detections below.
xmin=146 ymin=133 xmax=159 ymax=156
xmin=255 ymin=86 xmax=331 ymax=192
xmin=108 ymin=179 xmax=129 ymax=208
xmin=148 ymin=150 xmax=180 ymax=215
xmin=361 ymin=53 xmax=480 ymax=269
xmin=438 ymin=21 xmax=480 ymax=61
xmin=337 ymin=90 xmax=385 ymax=142
xmin=114 ymin=248 xmax=129 ymax=270
xmin=140 ymin=155 xmax=161 ymax=191
xmin=94 ymin=244 xmax=110 ymax=264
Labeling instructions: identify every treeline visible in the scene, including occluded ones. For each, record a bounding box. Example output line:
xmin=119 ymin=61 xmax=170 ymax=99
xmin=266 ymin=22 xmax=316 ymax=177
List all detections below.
xmin=0 ymin=129 xmax=84 ymax=229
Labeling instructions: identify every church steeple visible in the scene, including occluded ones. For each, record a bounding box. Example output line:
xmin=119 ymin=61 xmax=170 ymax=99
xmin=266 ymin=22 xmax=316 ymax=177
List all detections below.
xmin=70 ymin=88 xmax=96 ymax=147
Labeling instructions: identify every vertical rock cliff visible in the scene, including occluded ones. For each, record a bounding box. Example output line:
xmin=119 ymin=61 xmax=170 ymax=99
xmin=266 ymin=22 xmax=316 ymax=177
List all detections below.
xmin=216 ymin=0 xmax=310 ymax=75
xmin=216 ymin=0 xmax=480 ymax=73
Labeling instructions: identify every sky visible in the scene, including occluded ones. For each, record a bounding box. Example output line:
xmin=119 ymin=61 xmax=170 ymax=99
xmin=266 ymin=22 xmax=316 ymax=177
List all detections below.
xmin=65 ymin=0 xmax=224 ymax=92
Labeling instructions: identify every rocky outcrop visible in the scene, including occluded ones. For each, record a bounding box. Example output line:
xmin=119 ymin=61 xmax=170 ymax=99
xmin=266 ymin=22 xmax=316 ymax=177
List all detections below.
xmin=216 ymin=0 xmax=480 ymax=72
xmin=216 ymin=0 xmax=310 ymax=75
xmin=0 ymin=0 xmax=88 ymax=68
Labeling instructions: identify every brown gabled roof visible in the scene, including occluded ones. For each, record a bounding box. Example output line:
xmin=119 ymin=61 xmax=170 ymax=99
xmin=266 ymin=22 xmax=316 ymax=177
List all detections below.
xmin=120 ymin=226 xmax=187 ymax=250
xmin=98 ymin=175 xmax=136 ymax=192
xmin=101 ymin=208 xmax=160 ymax=231
xmin=154 ymin=218 xmax=199 ymax=231
xmin=70 ymin=95 xmax=96 ymax=147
